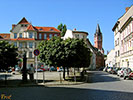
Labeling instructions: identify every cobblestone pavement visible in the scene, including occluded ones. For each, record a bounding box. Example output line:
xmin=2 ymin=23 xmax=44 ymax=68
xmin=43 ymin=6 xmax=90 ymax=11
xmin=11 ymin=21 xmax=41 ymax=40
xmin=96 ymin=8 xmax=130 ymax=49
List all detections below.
xmin=0 ymin=71 xmax=133 ymax=100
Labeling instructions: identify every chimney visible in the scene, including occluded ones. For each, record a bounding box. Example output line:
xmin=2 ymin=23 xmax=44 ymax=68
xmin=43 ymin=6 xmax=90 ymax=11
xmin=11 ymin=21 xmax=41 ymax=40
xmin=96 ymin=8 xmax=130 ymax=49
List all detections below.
xmin=125 ymin=7 xmax=130 ymax=12
xmin=73 ymin=28 xmax=76 ymax=31
xmin=12 ymin=24 xmax=16 ymax=29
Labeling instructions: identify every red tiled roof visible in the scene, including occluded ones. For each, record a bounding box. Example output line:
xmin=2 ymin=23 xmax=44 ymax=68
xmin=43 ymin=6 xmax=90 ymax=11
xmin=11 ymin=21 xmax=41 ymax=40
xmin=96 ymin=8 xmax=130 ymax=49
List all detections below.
xmin=34 ymin=26 xmax=60 ymax=32
xmin=11 ymin=38 xmax=35 ymax=41
xmin=0 ymin=33 xmax=10 ymax=39
xmin=18 ymin=17 xmax=30 ymax=24
xmin=26 ymin=24 xmax=35 ymax=31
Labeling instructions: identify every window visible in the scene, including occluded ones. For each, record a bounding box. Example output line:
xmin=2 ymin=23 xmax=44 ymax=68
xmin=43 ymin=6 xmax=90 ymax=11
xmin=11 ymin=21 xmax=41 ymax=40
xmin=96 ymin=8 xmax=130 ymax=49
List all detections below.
xmin=29 ymin=32 xmax=33 ymax=38
xmin=29 ymin=42 xmax=33 ymax=48
xmin=115 ymin=52 xmax=117 ymax=57
xmin=75 ymin=34 xmax=79 ymax=38
xmin=14 ymin=42 xmax=17 ymax=47
xmin=24 ymin=42 xmax=27 ymax=48
xmin=39 ymin=33 xmax=42 ymax=39
xmin=44 ymin=34 xmax=47 ymax=39
xmin=29 ymin=52 xmax=32 ymax=58
xmin=19 ymin=33 xmax=22 ymax=38
xmin=49 ymin=34 xmax=52 ymax=39
xmin=54 ymin=34 xmax=57 ymax=37
xmin=35 ymin=42 xmax=36 ymax=48
xmin=19 ymin=42 xmax=22 ymax=48
xmin=118 ymin=50 xmax=120 ymax=56
xmin=14 ymin=33 xmax=17 ymax=39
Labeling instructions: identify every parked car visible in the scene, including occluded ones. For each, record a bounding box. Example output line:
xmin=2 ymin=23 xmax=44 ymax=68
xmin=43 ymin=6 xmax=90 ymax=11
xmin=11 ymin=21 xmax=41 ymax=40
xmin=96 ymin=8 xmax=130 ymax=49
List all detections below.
xmin=107 ymin=67 xmax=113 ymax=73
xmin=57 ymin=67 xmax=63 ymax=72
xmin=103 ymin=67 xmax=108 ymax=72
xmin=15 ymin=67 xmax=21 ymax=72
xmin=111 ymin=67 xmax=121 ymax=74
xmin=117 ymin=67 xmax=126 ymax=77
xmin=35 ymin=68 xmax=43 ymax=72
xmin=49 ymin=66 xmax=57 ymax=72
xmin=123 ymin=68 xmax=132 ymax=79
xmin=128 ymin=72 xmax=133 ymax=79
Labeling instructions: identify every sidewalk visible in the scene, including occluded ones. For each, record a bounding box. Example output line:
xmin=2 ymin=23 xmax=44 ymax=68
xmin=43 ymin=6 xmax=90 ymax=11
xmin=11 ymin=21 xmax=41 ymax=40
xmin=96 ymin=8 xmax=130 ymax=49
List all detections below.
xmin=0 ymin=72 xmax=89 ymax=87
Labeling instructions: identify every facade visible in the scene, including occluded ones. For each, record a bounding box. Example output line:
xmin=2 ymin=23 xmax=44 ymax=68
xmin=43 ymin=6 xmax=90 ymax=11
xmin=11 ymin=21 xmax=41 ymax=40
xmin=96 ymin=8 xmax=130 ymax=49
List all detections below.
xmin=112 ymin=5 xmax=133 ymax=69
xmin=105 ymin=49 xmax=115 ymax=67
xmin=0 ymin=17 xmax=60 ymax=68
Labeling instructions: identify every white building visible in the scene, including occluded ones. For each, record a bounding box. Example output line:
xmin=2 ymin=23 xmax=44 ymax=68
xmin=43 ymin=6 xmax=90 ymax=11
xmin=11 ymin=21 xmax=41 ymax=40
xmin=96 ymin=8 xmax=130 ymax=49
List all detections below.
xmin=105 ymin=49 xmax=115 ymax=67
xmin=63 ymin=29 xmax=88 ymax=40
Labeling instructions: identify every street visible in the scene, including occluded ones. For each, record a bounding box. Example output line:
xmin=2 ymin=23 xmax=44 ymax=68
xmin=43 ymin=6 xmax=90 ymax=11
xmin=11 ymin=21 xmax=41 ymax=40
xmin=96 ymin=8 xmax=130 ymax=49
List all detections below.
xmin=0 ymin=71 xmax=133 ymax=100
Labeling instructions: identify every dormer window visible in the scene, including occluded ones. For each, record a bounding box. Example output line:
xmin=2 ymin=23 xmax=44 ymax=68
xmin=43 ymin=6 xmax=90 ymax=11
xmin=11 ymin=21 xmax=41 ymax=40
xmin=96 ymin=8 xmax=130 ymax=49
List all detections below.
xmin=50 ymin=29 xmax=54 ymax=31
xmin=39 ymin=28 xmax=43 ymax=31
xmin=21 ymin=24 xmax=27 ymax=27
xmin=4 ymin=36 xmax=7 ymax=38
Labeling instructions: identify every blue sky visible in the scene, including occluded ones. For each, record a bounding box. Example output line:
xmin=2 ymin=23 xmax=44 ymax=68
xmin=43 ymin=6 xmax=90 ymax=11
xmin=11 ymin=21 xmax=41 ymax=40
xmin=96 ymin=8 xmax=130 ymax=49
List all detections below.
xmin=0 ymin=0 xmax=132 ymax=54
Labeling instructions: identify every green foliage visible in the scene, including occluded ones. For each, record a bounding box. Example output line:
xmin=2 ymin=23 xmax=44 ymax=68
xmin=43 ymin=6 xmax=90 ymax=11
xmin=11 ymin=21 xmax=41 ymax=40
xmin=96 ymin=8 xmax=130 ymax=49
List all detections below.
xmin=38 ymin=37 xmax=91 ymax=68
xmin=0 ymin=41 xmax=18 ymax=70
xmin=57 ymin=23 xmax=67 ymax=37
xmin=104 ymin=55 xmax=107 ymax=57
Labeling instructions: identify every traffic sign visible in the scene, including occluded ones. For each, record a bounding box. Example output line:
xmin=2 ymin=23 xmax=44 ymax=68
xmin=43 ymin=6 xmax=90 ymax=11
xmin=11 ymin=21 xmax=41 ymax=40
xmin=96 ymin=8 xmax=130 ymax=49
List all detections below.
xmin=34 ymin=49 xmax=40 ymax=56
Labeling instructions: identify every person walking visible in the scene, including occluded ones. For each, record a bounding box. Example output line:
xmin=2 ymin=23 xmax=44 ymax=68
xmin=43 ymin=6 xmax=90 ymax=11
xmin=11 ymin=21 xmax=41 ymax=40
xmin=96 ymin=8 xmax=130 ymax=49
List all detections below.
xmin=28 ymin=64 xmax=35 ymax=81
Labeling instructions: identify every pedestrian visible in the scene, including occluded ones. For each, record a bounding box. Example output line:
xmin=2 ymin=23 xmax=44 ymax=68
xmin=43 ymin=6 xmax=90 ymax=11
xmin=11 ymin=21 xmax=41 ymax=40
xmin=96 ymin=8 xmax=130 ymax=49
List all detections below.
xmin=28 ymin=64 xmax=34 ymax=81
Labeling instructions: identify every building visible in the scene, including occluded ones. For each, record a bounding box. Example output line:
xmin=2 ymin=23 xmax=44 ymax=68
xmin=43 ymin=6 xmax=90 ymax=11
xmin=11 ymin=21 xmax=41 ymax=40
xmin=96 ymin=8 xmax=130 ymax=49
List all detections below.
xmin=105 ymin=49 xmax=115 ymax=67
xmin=112 ymin=5 xmax=133 ymax=69
xmin=63 ymin=28 xmax=88 ymax=40
xmin=64 ymin=24 xmax=104 ymax=70
xmin=0 ymin=17 xmax=60 ymax=68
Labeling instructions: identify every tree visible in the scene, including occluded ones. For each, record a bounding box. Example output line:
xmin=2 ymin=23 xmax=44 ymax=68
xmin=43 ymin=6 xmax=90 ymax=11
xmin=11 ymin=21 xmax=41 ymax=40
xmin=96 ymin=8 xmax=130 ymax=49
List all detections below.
xmin=38 ymin=37 xmax=91 ymax=80
xmin=57 ymin=23 xmax=67 ymax=37
xmin=0 ymin=41 xmax=18 ymax=70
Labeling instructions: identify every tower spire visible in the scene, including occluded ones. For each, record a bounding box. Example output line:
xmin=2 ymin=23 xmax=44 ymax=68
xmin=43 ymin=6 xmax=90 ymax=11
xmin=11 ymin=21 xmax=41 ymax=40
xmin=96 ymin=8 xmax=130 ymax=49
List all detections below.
xmin=95 ymin=24 xmax=102 ymax=35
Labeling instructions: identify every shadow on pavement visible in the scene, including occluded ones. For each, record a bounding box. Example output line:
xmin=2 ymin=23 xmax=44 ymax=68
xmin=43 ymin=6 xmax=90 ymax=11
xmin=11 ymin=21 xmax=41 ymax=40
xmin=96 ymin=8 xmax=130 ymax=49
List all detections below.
xmin=0 ymin=86 xmax=133 ymax=100
xmin=88 ymin=71 xmax=121 ymax=83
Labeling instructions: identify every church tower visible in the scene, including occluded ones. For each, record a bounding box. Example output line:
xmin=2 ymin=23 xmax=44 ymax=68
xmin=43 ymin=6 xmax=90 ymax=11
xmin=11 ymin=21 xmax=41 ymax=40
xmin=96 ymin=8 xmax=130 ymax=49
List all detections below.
xmin=94 ymin=24 xmax=104 ymax=53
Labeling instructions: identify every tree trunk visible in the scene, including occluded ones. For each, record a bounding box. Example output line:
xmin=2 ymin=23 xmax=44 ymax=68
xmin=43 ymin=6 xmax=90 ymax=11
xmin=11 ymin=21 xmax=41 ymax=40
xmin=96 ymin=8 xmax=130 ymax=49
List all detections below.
xmin=67 ymin=67 xmax=69 ymax=77
xmin=63 ymin=66 xmax=66 ymax=80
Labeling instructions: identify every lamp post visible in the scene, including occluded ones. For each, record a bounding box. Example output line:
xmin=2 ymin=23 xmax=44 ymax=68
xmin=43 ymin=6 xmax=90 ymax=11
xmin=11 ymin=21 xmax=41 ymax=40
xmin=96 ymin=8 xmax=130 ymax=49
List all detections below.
xmin=22 ymin=51 xmax=27 ymax=82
